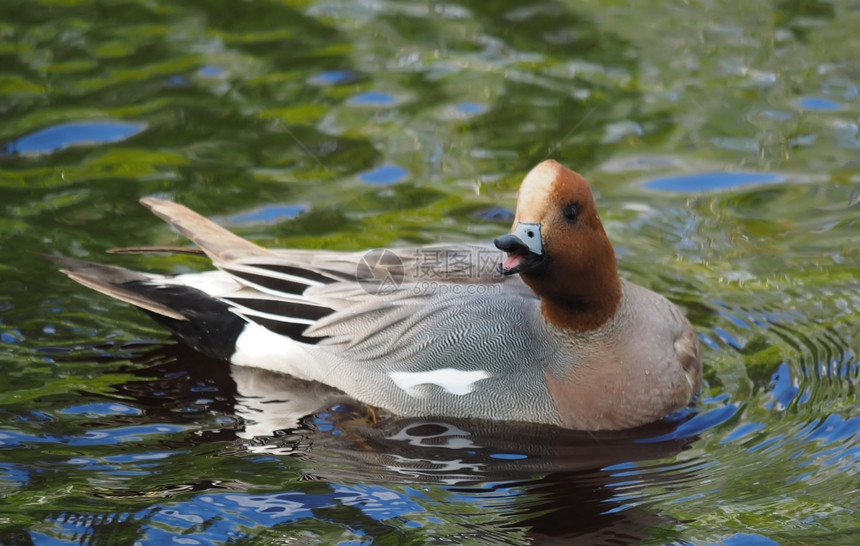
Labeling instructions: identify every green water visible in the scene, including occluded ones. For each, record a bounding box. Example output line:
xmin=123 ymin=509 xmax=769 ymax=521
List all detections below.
xmin=1 ymin=0 xmax=858 ymax=544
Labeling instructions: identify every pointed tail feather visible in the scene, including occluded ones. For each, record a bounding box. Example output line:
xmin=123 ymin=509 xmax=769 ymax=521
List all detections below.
xmin=44 ymin=255 xmax=187 ymax=320
xmin=107 ymin=246 xmax=205 ymax=256
xmin=46 ymin=254 xmax=248 ymax=360
xmin=140 ymin=197 xmax=273 ymax=263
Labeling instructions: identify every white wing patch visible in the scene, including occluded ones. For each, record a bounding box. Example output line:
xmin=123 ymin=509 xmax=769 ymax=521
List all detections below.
xmin=231 ymin=322 xmax=315 ymax=380
xmin=389 ymin=369 xmax=491 ymax=398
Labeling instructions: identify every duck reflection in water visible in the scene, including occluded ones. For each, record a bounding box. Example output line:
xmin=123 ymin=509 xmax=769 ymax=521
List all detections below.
xmin=88 ymin=343 xmax=703 ymax=543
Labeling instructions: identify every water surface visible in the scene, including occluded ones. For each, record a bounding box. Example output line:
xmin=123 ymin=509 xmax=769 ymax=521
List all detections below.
xmin=1 ymin=0 xmax=858 ymax=544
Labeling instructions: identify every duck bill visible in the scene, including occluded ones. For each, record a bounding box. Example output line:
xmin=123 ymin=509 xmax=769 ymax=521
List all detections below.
xmin=494 ymin=222 xmax=545 ymax=276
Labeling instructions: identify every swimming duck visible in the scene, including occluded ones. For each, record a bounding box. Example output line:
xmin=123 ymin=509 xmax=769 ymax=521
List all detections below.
xmin=52 ymin=160 xmax=701 ymax=430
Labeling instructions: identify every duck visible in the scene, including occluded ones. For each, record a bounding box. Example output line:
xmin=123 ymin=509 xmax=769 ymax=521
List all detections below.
xmin=51 ymin=160 xmax=701 ymax=431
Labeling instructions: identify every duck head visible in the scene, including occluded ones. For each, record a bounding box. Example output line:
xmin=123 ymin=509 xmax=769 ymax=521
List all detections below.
xmin=495 ymin=160 xmax=622 ymax=332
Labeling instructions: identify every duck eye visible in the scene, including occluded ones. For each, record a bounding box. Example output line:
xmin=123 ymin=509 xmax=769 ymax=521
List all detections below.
xmin=563 ymin=203 xmax=579 ymax=223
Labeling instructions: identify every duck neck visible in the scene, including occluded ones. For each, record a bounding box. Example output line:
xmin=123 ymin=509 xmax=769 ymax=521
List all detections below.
xmin=522 ymin=258 xmax=623 ymax=333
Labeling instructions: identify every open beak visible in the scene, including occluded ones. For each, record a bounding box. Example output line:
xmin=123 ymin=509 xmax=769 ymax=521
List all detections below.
xmin=494 ymin=222 xmax=545 ymax=275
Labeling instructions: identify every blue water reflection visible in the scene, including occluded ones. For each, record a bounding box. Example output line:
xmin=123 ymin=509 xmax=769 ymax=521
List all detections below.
xmin=721 ymin=422 xmax=766 ymax=444
xmin=456 ymin=102 xmax=487 ymax=115
xmin=358 ymin=163 xmax=409 ymax=185
xmin=645 ymin=172 xmax=784 ymax=192
xmin=0 ymin=424 xmax=186 ymax=447
xmin=227 ymin=204 xmax=308 ymax=224
xmin=2 ymin=121 xmax=147 ymax=156
xmin=59 ymin=402 xmax=141 ymax=416
xmin=309 ymin=70 xmax=358 ymax=85
xmin=348 ymin=91 xmax=397 ymax=107
xmin=638 ymin=404 xmax=739 ymax=443
xmin=767 ymin=362 xmax=799 ymax=410
xmin=38 ymin=486 xmax=432 ymax=544
xmin=719 ymin=533 xmax=780 ymax=546
xmin=796 ymin=96 xmax=842 ymax=111
xmin=198 ymin=65 xmax=224 ymax=77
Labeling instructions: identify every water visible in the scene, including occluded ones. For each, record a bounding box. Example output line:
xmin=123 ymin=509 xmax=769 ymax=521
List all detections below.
xmin=1 ymin=0 xmax=858 ymax=543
